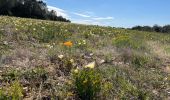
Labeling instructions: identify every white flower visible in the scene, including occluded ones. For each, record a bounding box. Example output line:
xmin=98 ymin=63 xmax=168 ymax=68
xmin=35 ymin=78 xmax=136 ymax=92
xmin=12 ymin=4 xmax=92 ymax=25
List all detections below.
xmin=49 ymin=46 xmax=53 ymax=49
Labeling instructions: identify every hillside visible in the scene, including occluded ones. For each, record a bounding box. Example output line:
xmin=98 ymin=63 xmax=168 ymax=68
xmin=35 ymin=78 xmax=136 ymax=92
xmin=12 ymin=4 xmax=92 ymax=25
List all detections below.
xmin=0 ymin=16 xmax=169 ymax=100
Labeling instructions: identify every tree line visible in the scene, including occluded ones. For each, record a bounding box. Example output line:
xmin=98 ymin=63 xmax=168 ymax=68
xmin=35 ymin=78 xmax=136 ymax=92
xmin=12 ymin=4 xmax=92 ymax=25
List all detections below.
xmin=0 ymin=0 xmax=70 ymax=22
xmin=131 ymin=25 xmax=170 ymax=33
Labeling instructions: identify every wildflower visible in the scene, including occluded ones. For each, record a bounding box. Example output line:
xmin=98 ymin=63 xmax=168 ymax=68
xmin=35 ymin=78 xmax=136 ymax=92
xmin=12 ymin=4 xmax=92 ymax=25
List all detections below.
xmin=46 ymin=44 xmax=51 ymax=48
xmin=58 ymin=55 xmax=64 ymax=59
xmin=78 ymin=42 xmax=81 ymax=45
xmin=70 ymin=59 xmax=74 ymax=63
xmin=67 ymin=92 xmax=74 ymax=96
xmin=74 ymin=69 xmax=79 ymax=73
xmin=83 ymin=40 xmax=86 ymax=45
xmin=64 ymin=41 xmax=73 ymax=47
xmin=67 ymin=80 xmax=72 ymax=85
xmin=83 ymin=79 xmax=88 ymax=84
xmin=46 ymin=44 xmax=53 ymax=48
xmin=84 ymin=61 xmax=95 ymax=69
xmin=49 ymin=46 xmax=53 ymax=49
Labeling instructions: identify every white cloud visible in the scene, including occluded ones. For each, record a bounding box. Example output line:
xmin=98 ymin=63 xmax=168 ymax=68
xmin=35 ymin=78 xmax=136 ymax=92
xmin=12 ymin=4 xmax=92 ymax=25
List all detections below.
xmin=73 ymin=12 xmax=91 ymax=18
xmin=72 ymin=19 xmax=102 ymax=25
xmin=47 ymin=6 xmax=114 ymax=26
xmin=47 ymin=6 xmax=69 ymax=18
xmin=93 ymin=17 xmax=114 ymax=20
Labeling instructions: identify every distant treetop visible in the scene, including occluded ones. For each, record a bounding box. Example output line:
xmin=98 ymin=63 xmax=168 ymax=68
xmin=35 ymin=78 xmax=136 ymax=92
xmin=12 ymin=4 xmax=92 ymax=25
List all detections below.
xmin=131 ymin=25 xmax=170 ymax=33
xmin=0 ymin=0 xmax=70 ymax=22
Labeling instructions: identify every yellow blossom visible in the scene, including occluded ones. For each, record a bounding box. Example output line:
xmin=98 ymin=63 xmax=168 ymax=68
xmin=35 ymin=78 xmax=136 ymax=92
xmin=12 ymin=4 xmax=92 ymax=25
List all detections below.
xmin=84 ymin=61 xmax=95 ymax=69
xmin=74 ymin=69 xmax=79 ymax=73
xmin=67 ymin=92 xmax=74 ymax=96
xmin=58 ymin=55 xmax=64 ymax=59
xmin=83 ymin=79 xmax=88 ymax=84
xmin=70 ymin=59 xmax=74 ymax=63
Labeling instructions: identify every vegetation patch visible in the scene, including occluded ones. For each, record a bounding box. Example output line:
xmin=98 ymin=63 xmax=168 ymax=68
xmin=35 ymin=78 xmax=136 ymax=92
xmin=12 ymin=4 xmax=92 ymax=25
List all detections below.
xmin=112 ymin=35 xmax=146 ymax=50
xmin=72 ymin=63 xmax=102 ymax=100
xmin=0 ymin=16 xmax=169 ymax=99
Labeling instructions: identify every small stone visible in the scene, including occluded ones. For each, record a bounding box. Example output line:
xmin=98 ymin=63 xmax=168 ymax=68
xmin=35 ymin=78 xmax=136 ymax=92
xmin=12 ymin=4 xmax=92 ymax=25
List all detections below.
xmin=100 ymin=60 xmax=105 ymax=64
xmin=3 ymin=41 xmax=8 ymax=45
xmin=89 ymin=53 xmax=94 ymax=56
xmin=152 ymin=90 xmax=158 ymax=95
xmin=58 ymin=55 xmax=64 ymax=59
xmin=23 ymin=87 xmax=29 ymax=92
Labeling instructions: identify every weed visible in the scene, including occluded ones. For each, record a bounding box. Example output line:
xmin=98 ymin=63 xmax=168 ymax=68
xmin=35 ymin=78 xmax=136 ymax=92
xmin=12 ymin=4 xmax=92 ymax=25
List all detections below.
xmin=72 ymin=68 xmax=102 ymax=100
xmin=8 ymin=80 xmax=23 ymax=100
xmin=0 ymin=80 xmax=23 ymax=100
xmin=22 ymin=67 xmax=48 ymax=83
xmin=131 ymin=54 xmax=149 ymax=68
xmin=0 ymin=89 xmax=8 ymax=100
xmin=2 ymin=69 xmax=21 ymax=83
xmin=164 ymin=46 xmax=170 ymax=53
xmin=113 ymin=35 xmax=146 ymax=50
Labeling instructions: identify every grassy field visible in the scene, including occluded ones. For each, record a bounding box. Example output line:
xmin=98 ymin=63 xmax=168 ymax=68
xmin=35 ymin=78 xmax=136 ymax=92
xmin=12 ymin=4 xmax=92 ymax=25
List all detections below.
xmin=0 ymin=16 xmax=169 ymax=100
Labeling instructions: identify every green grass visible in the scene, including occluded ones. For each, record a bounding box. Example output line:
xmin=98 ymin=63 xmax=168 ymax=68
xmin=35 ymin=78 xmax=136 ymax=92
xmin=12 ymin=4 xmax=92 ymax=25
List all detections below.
xmin=164 ymin=46 xmax=170 ymax=53
xmin=0 ymin=16 xmax=169 ymax=99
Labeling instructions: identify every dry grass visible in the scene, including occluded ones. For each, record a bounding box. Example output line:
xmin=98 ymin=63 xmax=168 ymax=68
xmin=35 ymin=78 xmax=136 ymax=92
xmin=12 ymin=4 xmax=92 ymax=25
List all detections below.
xmin=0 ymin=16 xmax=169 ymax=99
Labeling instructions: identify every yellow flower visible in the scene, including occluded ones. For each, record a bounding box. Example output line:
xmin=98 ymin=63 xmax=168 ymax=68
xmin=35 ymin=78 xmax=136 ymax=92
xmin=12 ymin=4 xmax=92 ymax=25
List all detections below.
xmin=83 ymin=79 xmax=88 ymax=84
xmin=84 ymin=61 xmax=95 ymax=69
xmin=67 ymin=92 xmax=74 ymax=96
xmin=58 ymin=55 xmax=64 ymax=59
xmin=64 ymin=41 xmax=73 ymax=47
xmin=70 ymin=59 xmax=74 ymax=63
xmin=74 ymin=69 xmax=79 ymax=74
xmin=67 ymin=80 xmax=72 ymax=85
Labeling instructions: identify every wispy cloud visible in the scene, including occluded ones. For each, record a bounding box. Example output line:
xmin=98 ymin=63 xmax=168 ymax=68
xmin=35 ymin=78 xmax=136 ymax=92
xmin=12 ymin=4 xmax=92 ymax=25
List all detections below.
xmin=93 ymin=17 xmax=114 ymax=20
xmin=47 ymin=6 xmax=69 ymax=18
xmin=73 ymin=12 xmax=91 ymax=18
xmin=72 ymin=19 xmax=102 ymax=25
xmin=47 ymin=5 xmax=114 ymax=26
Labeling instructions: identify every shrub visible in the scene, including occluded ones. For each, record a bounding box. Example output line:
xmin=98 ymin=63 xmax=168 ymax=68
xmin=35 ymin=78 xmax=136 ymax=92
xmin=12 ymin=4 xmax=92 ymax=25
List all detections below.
xmin=22 ymin=67 xmax=48 ymax=84
xmin=0 ymin=89 xmax=8 ymax=100
xmin=8 ymin=80 xmax=23 ymax=100
xmin=72 ymin=66 xmax=102 ymax=100
xmin=2 ymin=69 xmax=21 ymax=83
xmin=0 ymin=81 xmax=23 ymax=100
xmin=131 ymin=54 xmax=149 ymax=68
xmin=112 ymin=35 xmax=145 ymax=50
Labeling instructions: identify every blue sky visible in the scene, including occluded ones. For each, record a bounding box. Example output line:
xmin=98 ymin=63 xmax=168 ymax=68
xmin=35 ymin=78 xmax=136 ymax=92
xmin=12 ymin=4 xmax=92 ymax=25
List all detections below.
xmin=45 ymin=0 xmax=170 ymax=28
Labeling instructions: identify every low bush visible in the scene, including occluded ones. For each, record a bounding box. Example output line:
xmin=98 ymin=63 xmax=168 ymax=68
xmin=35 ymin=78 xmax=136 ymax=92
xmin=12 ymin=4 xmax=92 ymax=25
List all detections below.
xmin=0 ymin=80 xmax=23 ymax=100
xmin=112 ymin=35 xmax=146 ymax=50
xmin=72 ymin=62 xmax=102 ymax=100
